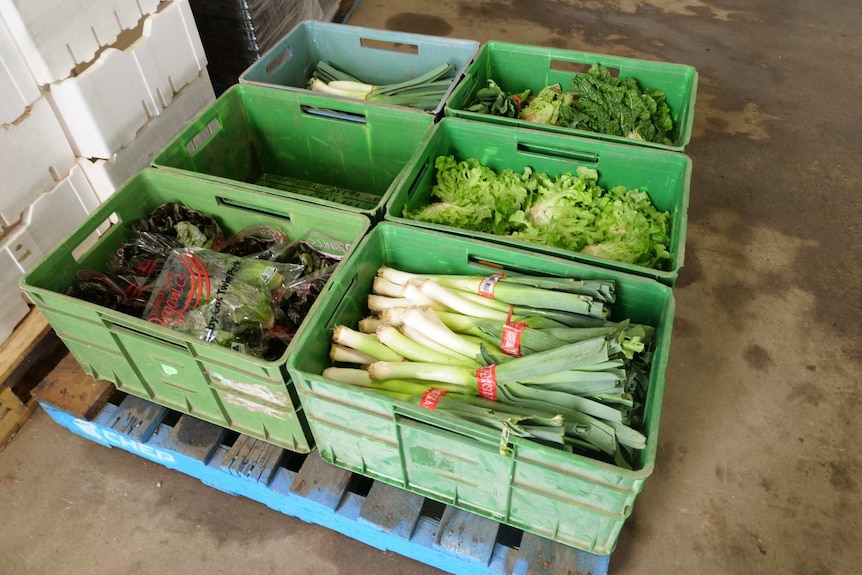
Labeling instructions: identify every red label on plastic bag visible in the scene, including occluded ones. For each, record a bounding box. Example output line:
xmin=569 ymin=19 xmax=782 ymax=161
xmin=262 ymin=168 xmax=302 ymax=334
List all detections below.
xmin=419 ymin=388 xmax=448 ymax=410
xmin=478 ymin=274 xmax=505 ymax=299
xmin=135 ymin=258 xmax=159 ymax=278
xmin=146 ymin=251 xmax=211 ymax=328
xmin=501 ymin=322 xmax=527 ymax=357
xmin=476 ymin=365 xmax=498 ymax=401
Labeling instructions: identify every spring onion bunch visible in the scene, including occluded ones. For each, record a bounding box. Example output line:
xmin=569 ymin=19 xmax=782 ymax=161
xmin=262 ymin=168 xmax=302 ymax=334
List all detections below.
xmin=308 ymin=61 xmax=457 ymax=111
xmin=323 ymin=266 xmax=656 ymax=468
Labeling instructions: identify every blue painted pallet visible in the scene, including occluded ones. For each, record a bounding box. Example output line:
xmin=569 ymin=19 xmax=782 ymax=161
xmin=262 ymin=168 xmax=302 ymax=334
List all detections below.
xmin=38 ymin=393 xmax=611 ymax=575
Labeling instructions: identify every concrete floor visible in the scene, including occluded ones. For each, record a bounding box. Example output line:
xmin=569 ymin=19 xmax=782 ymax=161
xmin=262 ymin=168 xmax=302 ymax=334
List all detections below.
xmin=2 ymin=1 xmax=861 ymax=574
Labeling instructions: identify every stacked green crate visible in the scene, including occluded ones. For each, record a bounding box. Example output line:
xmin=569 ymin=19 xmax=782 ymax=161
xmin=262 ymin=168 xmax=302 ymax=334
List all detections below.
xmin=153 ymin=84 xmax=435 ymax=221
xmin=287 ymin=223 xmax=675 ymax=555
xmin=239 ymin=20 xmax=480 ymax=118
xmin=446 ymin=41 xmax=698 ymax=152
xmin=385 ymin=118 xmax=691 ymax=286
xmin=21 ymin=169 xmax=370 ymax=452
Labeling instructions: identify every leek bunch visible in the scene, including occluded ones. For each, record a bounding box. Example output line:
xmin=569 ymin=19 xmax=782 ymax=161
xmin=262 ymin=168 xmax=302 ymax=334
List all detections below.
xmin=324 ymin=266 xmax=655 ymax=469
xmin=308 ymin=61 xmax=456 ymax=111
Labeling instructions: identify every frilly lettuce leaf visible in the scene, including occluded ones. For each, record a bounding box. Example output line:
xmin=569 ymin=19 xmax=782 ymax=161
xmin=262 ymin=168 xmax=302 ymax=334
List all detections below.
xmin=406 ymin=156 xmax=672 ymax=270
xmin=405 ymin=156 xmax=532 ymax=235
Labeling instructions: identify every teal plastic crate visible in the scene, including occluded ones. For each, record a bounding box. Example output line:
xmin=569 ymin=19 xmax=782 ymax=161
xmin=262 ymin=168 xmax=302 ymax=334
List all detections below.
xmin=20 ymin=169 xmax=371 ymax=453
xmin=287 ymin=223 xmax=675 ymax=555
xmin=152 ymin=84 xmax=434 ymax=220
xmin=446 ymin=41 xmax=698 ymax=152
xmin=386 ymin=118 xmax=691 ymax=286
xmin=239 ymin=20 xmax=479 ymax=117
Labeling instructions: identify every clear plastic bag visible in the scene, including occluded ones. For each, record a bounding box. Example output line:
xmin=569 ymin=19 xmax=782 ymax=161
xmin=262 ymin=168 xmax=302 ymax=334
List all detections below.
xmin=143 ymin=248 xmax=304 ymax=357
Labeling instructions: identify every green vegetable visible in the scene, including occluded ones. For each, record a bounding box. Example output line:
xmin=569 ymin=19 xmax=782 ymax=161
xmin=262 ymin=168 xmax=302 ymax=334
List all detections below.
xmin=405 ymin=156 xmax=672 ymax=270
xmin=463 ymin=64 xmax=674 ymax=144
xmin=465 ymin=80 xmax=530 ymax=118
xmin=324 ymin=266 xmax=657 ymax=467
xmin=143 ymin=248 xmax=303 ymax=357
xmin=570 ymin=63 xmax=674 ymax=144
xmin=519 ymin=83 xmax=580 ymax=127
xmin=308 ymin=61 xmax=456 ymax=111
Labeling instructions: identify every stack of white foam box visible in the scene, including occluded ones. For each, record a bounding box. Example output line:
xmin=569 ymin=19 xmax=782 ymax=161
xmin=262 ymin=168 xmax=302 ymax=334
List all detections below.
xmin=0 ymin=0 xmax=216 ymax=344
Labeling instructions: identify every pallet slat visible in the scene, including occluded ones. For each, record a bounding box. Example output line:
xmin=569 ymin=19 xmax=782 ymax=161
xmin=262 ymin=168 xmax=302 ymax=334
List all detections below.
xmin=0 ymin=310 xmax=50 ymax=385
xmin=30 ymin=354 xmax=114 ymax=419
xmin=359 ymin=480 xmax=425 ymax=538
xmin=161 ymin=415 xmax=225 ymax=463
xmin=222 ymin=435 xmax=283 ymax=484
xmin=512 ymin=533 xmax=609 ymax=575
xmin=0 ymin=387 xmax=36 ymax=447
xmin=110 ymin=395 xmax=167 ymax=441
xmin=1 ymin=309 xmax=61 ymax=449
xmin=436 ymin=506 xmax=500 ymax=565
xmin=291 ymin=450 xmax=353 ymax=509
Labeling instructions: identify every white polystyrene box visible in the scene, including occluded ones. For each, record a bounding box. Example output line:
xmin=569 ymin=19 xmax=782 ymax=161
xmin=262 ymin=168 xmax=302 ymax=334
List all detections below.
xmin=0 ymin=281 xmax=29 ymax=346
xmin=133 ymin=0 xmax=207 ymax=109
xmin=46 ymin=0 xmax=208 ymax=159
xmin=0 ymin=232 xmax=30 ymax=345
xmin=0 ymin=0 xmax=165 ymax=85
xmin=1 ymin=224 xmax=43 ymax=273
xmin=79 ymin=69 xmax=215 ymax=202
xmin=47 ymin=46 xmax=157 ymax=159
xmin=0 ymin=97 xmax=76 ymax=226
xmin=0 ymin=17 xmax=40 ymax=126
xmin=22 ymin=164 xmax=99 ymax=256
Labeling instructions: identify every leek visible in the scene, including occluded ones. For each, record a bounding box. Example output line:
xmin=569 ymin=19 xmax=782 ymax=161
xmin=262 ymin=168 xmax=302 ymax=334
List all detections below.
xmin=330 ymin=344 xmax=377 ymax=365
xmin=309 ymin=62 xmax=456 ymax=111
xmin=376 ymin=325 xmax=479 ymax=367
xmin=332 ymin=325 xmax=404 ymax=362
xmin=324 ymin=265 xmax=657 ymax=467
xmin=401 ymin=308 xmax=483 ymax=360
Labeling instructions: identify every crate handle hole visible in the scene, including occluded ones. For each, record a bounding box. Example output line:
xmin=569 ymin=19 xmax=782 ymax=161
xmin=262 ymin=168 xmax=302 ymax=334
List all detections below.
xmin=265 ymin=46 xmax=292 ymax=74
xmin=107 ymin=320 xmax=190 ymax=352
xmin=360 ymin=38 xmax=419 ymax=54
xmin=72 ymin=212 xmax=119 ymax=262
xmin=325 ymin=275 xmax=359 ymax=329
xmin=186 ymin=118 xmax=221 ymax=155
xmin=551 ymin=59 xmax=619 ymax=77
xmin=406 ymin=158 xmax=432 ymax=199
xmin=300 ymin=105 xmax=367 ymax=125
xmin=216 ymin=196 xmax=292 ymax=222
xmin=466 ymin=255 xmax=555 ymax=278
xmin=517 ymin=142 xmax=599 ymax=163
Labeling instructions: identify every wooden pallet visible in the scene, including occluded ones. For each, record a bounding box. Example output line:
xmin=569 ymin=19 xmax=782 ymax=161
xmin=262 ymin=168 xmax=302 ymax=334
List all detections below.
xmin=33 ymin=361 xmax=612 ymax=575
xmin=0 ymin=309 xmax=55 ymax=449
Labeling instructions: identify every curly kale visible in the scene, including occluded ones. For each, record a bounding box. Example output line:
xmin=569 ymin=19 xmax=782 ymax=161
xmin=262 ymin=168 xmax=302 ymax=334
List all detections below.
xmin=570 ymin=63 xmax=674 ymax=144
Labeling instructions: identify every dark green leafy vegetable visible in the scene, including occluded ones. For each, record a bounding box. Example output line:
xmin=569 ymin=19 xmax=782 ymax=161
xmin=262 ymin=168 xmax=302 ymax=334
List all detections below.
xmin=570 ymin=63 xmax=674 ymax=144
xmin=465 ymin=80 xmax=530 ymax=118
xmin=464 ymin=64 xmax=674 ymax=144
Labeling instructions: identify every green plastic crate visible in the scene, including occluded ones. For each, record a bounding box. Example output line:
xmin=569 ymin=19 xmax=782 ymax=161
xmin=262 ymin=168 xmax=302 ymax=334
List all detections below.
xmin=239 ymin=20 xmax=480 ymax=117
xmin=386 ymin=118 xmax=691 ymax=286
xmin=152 ymin=84 xmax=434 ymax=220
xmin=20 ymin=169 xmax=370 ymax=453
xmin=445 ymin=41 xmax=698 ymax=152
xmin=287 ymin=223 xmax=675 ymax=554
